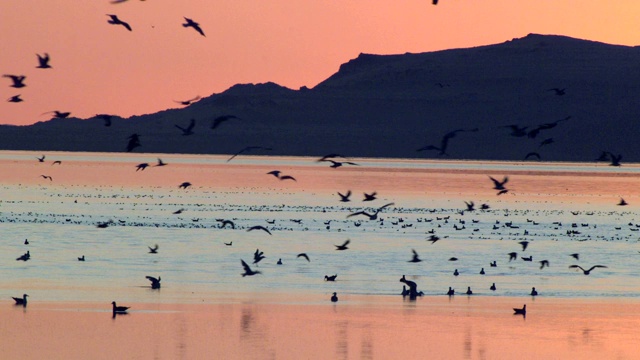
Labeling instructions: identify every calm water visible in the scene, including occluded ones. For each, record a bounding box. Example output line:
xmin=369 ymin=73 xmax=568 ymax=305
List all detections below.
xmin=1 ymin=151 xmax=640 ymax=304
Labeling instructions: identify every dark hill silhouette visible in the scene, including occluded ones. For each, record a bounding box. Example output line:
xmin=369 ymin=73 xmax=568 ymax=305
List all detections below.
xmin=1 ymin=34 xmax=639 ymax=161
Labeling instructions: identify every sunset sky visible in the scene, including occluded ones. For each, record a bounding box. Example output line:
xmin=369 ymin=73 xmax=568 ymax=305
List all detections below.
xmin=1 ymin=1 xmax=639 ymax=126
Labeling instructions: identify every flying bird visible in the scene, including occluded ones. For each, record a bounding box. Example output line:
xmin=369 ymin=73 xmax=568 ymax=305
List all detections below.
xmin=363 ymin=192 xmax=377 ymax=201
xmin=489 ymin=176 xmax=509 ymax=191
xmin=617 ymin=198 xmax=628 ymax=206
xmin=334 ymin=239 xmax=350 ymax=250
xmin=548 ymin=88 xmax=566 ymax=96
xmin=518 ymin=241 xmax=529 ymax=251
xmin=40 ymin=175 xmax=53 ymax=181
xmin=226 ymin=146 xmax=272 ymax=162
xmin=247 ymin=225 xmax=272 ymax=235
xmin=135 ymin=163 xmax=149 ymax=171
xmin=183 ymin=17 xmax=205 ymax=36
xmin=36 ymin=155 xmax=45 ymax=162
xmin=155 ymin=158 xmax=167 ymax=166
xmin=211 ymin=115 xmax=238 ymax=130
xmin=241 ymin=259 xmax=262 ymax=277
xmin=253 ymin=249 xmax=266 ymax=264
xmin=7 ymin=94 xmax=23 ymax=103
xmin=106 ymin=14 xmax=132 ymax=31
xmin=297 ymin=253 xmax=310 ymax=262
xmin=338 ymin=190 xmax=352 ymax=202
xmin=417 ymin=128 xmax=478 ymax=156
xmin=36 ymin=53 xmax=52 ymax=68
xmin=267 ymin=170 xmax=296 ymax=181
xmin=539 ymin=260 xmax=550 ymax=269
xmin=42 ymin=110 xmax=71 ymax=119
xmin=347 ymin=202 xmax=394 ymax=220
xmin=607 ymin=152 xmax=622 ymax=166
xmin=217 ymin=219 xmax=235 ymax=229
xmin=97 ymin=114 xmax=113 ymax=127
xmin=427 ymin=235 xmax=440 ymax=244
xmin=3 ymin=74 xmax=26 ymax=88
xmin=174 ymin=96 xmax=201 ymax=106
xmin=408 ymin=249 xmax=422 ymax=263
xmin=175 ymin=118 xmax=196 ymax=135
xmin=320 ymin=160 xmax=359 ymax=168
xmin=148 ymin=244 xmax=159 ymax=253
xmin=569 ymin=265 xmax=607 ymax=275
xmin=508 ymin=252 xmax=517 ymax=262
xmin=179 ymin=182 xmax=192 ymax=189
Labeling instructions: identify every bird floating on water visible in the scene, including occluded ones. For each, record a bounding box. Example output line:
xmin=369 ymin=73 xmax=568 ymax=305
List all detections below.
xmin=12 ymin=294 xmax=28 ymax=307
xmin=146 ymin=276 xmax=161 ymax=289
xmin=331 ymin=292 xmax=338 ymax=302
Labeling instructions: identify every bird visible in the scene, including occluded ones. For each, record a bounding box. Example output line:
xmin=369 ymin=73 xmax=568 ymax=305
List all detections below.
xmin=334 ymin=239 xmax=350 ymax=251
xmin=36 ymin=53 xmax=52 ymax=68
xmin=211 ymin=115 xmax=238 ymax=130
xmin=324 ymin=274 xmax=337 ymax=281
xmin=267 ymin=171 xmax=296 ymax=181
xmin=489 ymin=176 xmax=509 ymax=191
xmin=347 ymin=203 xmax=394 ymax=220
xmin=78 ymin=255 xmax=85 ymax=261
xmin=607 ymin=152 xmax=622 ymax=166
xmin=399 ymin=275 xmax=421 ymax=298
xmin=276 ymin=258 xmax=282 ymax=265
xmin=155 ymin=158 xmax=167 ymax=167
xmin=521 ymin=256 xmax=533 ymax=261
xmin=227 ymin=146 xmax=272 ymax=162
xmin=16 ymin=251 xmax=30 ymax=261
xmin=7 ymin=95 xmax=23 ymax=103
xmin=24 ymin=239 xmax=29 ymax=245
xmin=126 ymin=134 xmax=141 ymax=152
xmin=570 ymin=253 xmax=580 ymax=260
xmin=490 ymin=283 xmax=497 ymax=291
xmin=453 ymin=269 xmax=459 ymax=276
xmin=464 ymin=201 xmax=475 ymax=212
xmin=617 ymin=198 xmax=627 ymax=206
xmin=362 ymin=192 xmax=377 ymax=201
xmin=569 ymin=265 xmax=608 ymax=275
xmin=97 ymin=114 xmax=113 ymax=127
xmin=136 ymin=163 xmax=149 ymax=171
xmin=489 ymin=261 xmax=497 ymax=267
xmin=417 ymin=128 xmax=477 ymax=156
xmin=408 ymin=249 xmax=422 ymax=263
xmin=12 ymin=294 xmax=28 ymax=306
xmin=513 ymin=304 xmax=526 ymax=316
xmin=297 ymin=253 xmax=310 ymax=262
xmin=3 ymin=74 xmax=26 ymax=88
xmin=52 ymin=161 xmax=61 ymax=165
xmin=530 ymin=287 xmax=538 ymax=296
xmin=174 ymin=96 xmax=201 ymax=106
xmin=427 ymin=235 xmax=440 ymax=244
xmin=148 ymin=244 xmax=159 ymax=253
xmin=446 ymin=287 xmax=454 ymax=296
xmin=331 ymin=292 xmax=338 ymax=302
xmin=179 ymin=182 xmax=192 ymax=189
xmin=320 ymin=160 xmax=359 ymax=168
xmin=42 ymin=110 xmax=71 ymax=119
xmin=225 ymin=242 xmax=233 ymax=246
xmin=217 ymin=219 xmax=236 ymax=229
xmin=338 ymin=190 xmax=352 ymax=202
xmin=241 ymin=259 xmax=262 ymax=277
xmin=146 ymin=276 xmax=161 ymax=289
xmin=253 ymin=249 xmax=266 ymax=264
xmin=247 ymin=225 xmax=272 ymax=235
xmin=111 ymin=301 xmax=130 ymax=313
xmin=175 ymin=118 xmax=195 ymax=135
xmin=548 ymin=88 xmax=566 ymax=96
xmin=183 ymin=17 xmax=205 ymax=36
xmin=501 ymin=124 xmax=528 ymax=137
xmin=36 ymin=155 xmax=46 ymax=162
xmin=524 ymin=152 xmax=541 ymax=161
xmin=508 ymin=252 xmax=517 ymax=261
xmin=465 ymin=287 xmax=473 ymax=295
xmin=518 ymin=241 xmax=529 ymax=251
xmin=539 ymin=260 xmax=550 ymax=269
xmin=40 ymin=175 xmax=53 ymax=181
xmin=106 ymin=14 xmax=132 ymax=31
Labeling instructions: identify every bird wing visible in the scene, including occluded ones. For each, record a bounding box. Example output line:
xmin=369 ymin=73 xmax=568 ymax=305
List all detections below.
xmin=378 ymin=202 xmax=395 ymax=211
xmin=241 ymin=259 xmax=251 ymax=271
xmin=347 ymin=211 xmax=369 ymax=218
xmin=297 ymin=253 xmax=310 ymax=261
xmin=589 ymin=265 xmax=607 ymax=271
xmin=569 ymin=265 xmax=584 ymax=271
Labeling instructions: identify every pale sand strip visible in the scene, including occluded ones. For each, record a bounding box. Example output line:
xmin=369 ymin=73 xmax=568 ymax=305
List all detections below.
xmin=1 ymin=295 xmax=639 ymax=359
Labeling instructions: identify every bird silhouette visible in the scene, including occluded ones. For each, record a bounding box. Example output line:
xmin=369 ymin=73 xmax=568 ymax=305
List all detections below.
xmin=247 ymin=225 xmax=272 ymax=235
xmin=12 ymin=294 xmax=28 ymax=307
xmin=334 ymin=239 xmax=350 ymax=250
xmin=211 ymin=115 xmax=238 ymax=130
xmin=42 ymin=110 xmax=71 ymax=119
xmin=524 ymin=152 xmax=541 ymax=161
xmin=175 ymin=118 xmax=196 ymax=135
xmin=253 ymin=249 xmax=266 ymax=264
xmin=320 ymin=159 xmax=359 ymax=168
xmin=427 ymin=235 xmax=440 ymax=244
xmin=179 ymin=182 xmax=192 ymax=189
xmin=183 ymin=17 xmax=205 ymax=36
xmin=97 ymin=114 xmax=113 ymax=127
xmin=146 ymin=276 xmax=161 ymax=289
xmin=174 ymin=96 xmax=200 ymax=106
xmin=267 ymin=170 xmax=296 ymax=181
xmin=417 ymin=128 xmax=477 ymax=156
xmin=36 ymin=53 xmax=52 ymax=69
xmin=148 ymin=244 xmax=159 ymax=253
xmin=465 ymin=287 xmax=473 ymax=295
xmin=227 ymin=146 xmax=272 ymax=162
xmin=106 ymin=14 xmax=132 ymax=31
xmin=501 ymin=125 xmax=528 ymax=137
xmin=508 ymin=252 xmax=517 ymax=261
xmin=338 ymin=190 xmax=352 ymax=202
xmin=347 ymin=203 xmax=394 ymax=220
xmin=617 ymin=198 xmax=628 ymax=206
xmin=52 ymin=161 xmax=61 ymax=165
xmin=3 ymin=75 xmax=26 ymax=88
xmin=569 ymin=265 xmax=607 ymax=275
xmin=513 ymin=304 xmax=526 ymax=316
xmin=447 ymin=287 xmax=454 ymax=296
xmin=217 ymin=219 xmax=236 ymax=229
xmin=489 ymin=176 xmax=509 ymax=191
xmin=154 ymin=158 xmax=167 ymax=167
xmin=297 ymin=253 xmax=310 ymax=262
xmin=607 ymin=152 xmax=622 ymax=166
xmin=241 ymin=259 xmax=262 ymax=276
xmin=518 ymin=241 xmax=529 ymax=251
xmin=464 ymin=201 xmax=475 ymax=212
xmin=40 ymin=175 xmax=53 ymax=181
xmin=7 ymin=95 xmax=23 ymax=103
xmin=325 ymin=275 xmax=337 ymax=281
xmin=136 ymin=163 xmax=149 ymax=171
xmin=331 ymin=292 xmax=338 ymax=302
xmin=539 ymin=260 xmax=550 ymax=269
xmin=111 ymin=301 xmax=130 ymax=313
xmin=530 ymin=287 xmax=538 ymax=296
xmin=570 ymin=253 xmax=580 ymax=260
xmin=363 ymin=192 xmax=377 ymax=201
xmin=78 ymin=255 xmax=85 ymax=261
xmin=408 ymin=249 xmax=422 ymax=263
xmin=490 ymin=283 xmax=497 ymax=291
xmin=126 ymin=134 xmax=141 ymax=152
xmin=399 ymin=275 xmax=421 ymax=299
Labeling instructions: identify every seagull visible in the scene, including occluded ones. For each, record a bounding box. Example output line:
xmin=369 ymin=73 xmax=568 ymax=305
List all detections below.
xmin=146 ymin=276 xmax=161 ymax=289
xmin=399 ymin=275 xmax=420 ymax=298
xmin=211 ymin=115 xmax=239 ymax=130
xmin=324 ymin=275 xmax=337 ymax=281
xmin=334 ymin=239 xmax=350 ymax=250
xmin=241 ymin=259 xmax=262 ymax=277
xmin=513 ymin=304 xmax=526 ymax=316
xmin=106 ymin=14 xmax=132 ymax=31
xmin=40 ymin=175 xmax=53 ymax=181
xmin=36 ymin=53 xmax=52 ymax=69
xmin=226 ymin=146 xmax=272 ymax=162
xmin=489 ymin=176 xmax=509 ymax=191
xmin=148 ymin=244 xmax=159 ymax=253
xmin=12 ymin=294 xmax=28 ymax=306
xmin=569 ymin=265 xmax=607 ymax=275
xmin=179 ymin=182 xmax=192 ymax=189
xmin=521 ymin=256 xmax=533 ymax=262
xmin=408 ymin=249 xmax=422 ymax=263
xmin=347 ymin=202 xmax=394 ymax=220
xmin=317 ymin=154 xmax=347 ymax=162
xmin=7 ymin=94 xmax=23 ymax=103
xmin=52 ymin=161 xmax=61 ymax=165
xmin=217 ymin=219 xmax=235 ymax=229
xmin=338 ymin=190 xmax=352 ymax=202
xmin=570 ymin=253 xmax=579 ymax=260
xmin=247 ymin=225 xmax=272 ymax=235
xmin=136 ymin=163 xmax=149 ymax=171
xmin=607 ymin=152 xmax=622 ymax=166
xmin=417 ymin=128 xmax=477 ymax=156
xmin=175 ymin=118 xmax=195 ymax=135
xmin=174 ymin=96 xmax=200 ymax=106
xmin=464 ymin=201 xmax=475 ymax=212
xmin=539 ymin=260 xmax=550 ymax=269
xmin=36 ymin=155 xmax=46 ymax=162
xmin=3 ymin=75 xmax=26 ymax=88
xmin=126 ymin=134 xmax=141 ymax=152
xmin=111 ymin=301 xmax=130 ymax=313
xmin=266 ymin=171 xmax=296 ymax=181
xmin=253 ymin=249 xmax=266 ymax=264
xmin=297 ymin=253 xmax=310 ymax=262
xmin=183 ymin=17 xmax=205 ymax=36
xmin=524 ymin=152 xmax=541 ymax=161
xmin=518 ymin=241 xmax=529 ymax=251
xmin=617 ymin=198 xmax=628 ymax=206
xmin=42 ymin=110 xmax=71 ymax=119
xmin=225 ymin=242 xmax=233 ymax=246
xmin=155 ymin=158 xmax=167 ymax=167
xmin=78 ymin=255 xmax=85 ymax=261
xmin=320 ymin=160 xmax=359 ymax=168
xmin=331 ymin=292 xmax=338 ymax=302
xmin=363 ymin=192 xmax=377 ymax=201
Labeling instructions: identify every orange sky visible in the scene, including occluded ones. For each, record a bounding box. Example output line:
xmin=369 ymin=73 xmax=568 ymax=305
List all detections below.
xmin=1 ymin=1 xmax=639 ymax=126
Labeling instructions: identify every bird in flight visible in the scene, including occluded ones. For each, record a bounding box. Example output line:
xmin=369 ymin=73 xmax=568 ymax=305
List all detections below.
xmin=320 ymin=159 xmax=359 ymax=168
xmin=36 ymin=155 xmax=46 ymax=162
xmin=3 ymin=75 xmax=26 ymax=88
xmin=267 ymin=170 xmax=296 ymax=181
xmin=135 ymin=163 xmax=149 ymax=171
xmin=174 ymin=96 xmax=201 ymax=106
xmin=297 ymin=253 xmax=310 ymax=262
xmin=347 ymin=202 xmax=394 ymax=220
xmin=363 ymin=192 xmax=377 ymax=201
xmin=417 ymin=128 xmax=478 ymax=156
xmin=427 ymin=235 xmax=440 ymax=244
xmin=241 ymin=259 xmax=262 ymax=277
xmin=253 ymin=249 xmax=266 ymax=264
xmin=518 ymin=241 xmax=529 ymax=251
xmin=217 ymin=219 xmax=235 ymax=229
xmin=338 ymin=190 xmax=351 ymax=202
xmin=179 ymin=182 xmax=192 ymax=189
xmin=148 ymin=244 xmax=159 ymax=254
xmin=155 ymin=158 xmax=167 ymax=167
xmin=183 ymin=17 xmax=205 ymax=36
xmin=226 ymin=146 xmax=272 ymax=162
xmin=40 ymin=175 xmax=53 ymax=181
xmin=408 ymin=249 xmax=422 ymax=263
xmin=42 ymin=110 xmax=71 ymax=119
xmin=247 ymin=225 xmax=272 ymax=235
xmin=334 ymin=239 xmax=350 ymax=250
xmin=569 ymin=265 xmax=607 ymax=275
xmin=97 ymin=114 xmax=113 ymax=127
xmin=617 ymin=198 xmax=628 ymax=206
xmin=489 ymin=176 xmax=509 ymax=192
xmin=211 ymin=115 xmax=238 ymax=130
xmin=107 ymin=14 xmax=132 ymax=31
xmin=175 ymin=118 xmax=196 ymax=135
xmin=7 ymin=95 xmax=23 ymax=103
xmin=607 ymin=152 xmax=622 ymax=166
xmin=539 ymin=260 xmax=550 ymax=269
xmin=36 ymin=53 xmax=52 ymax=69
xmin=126 ymin=134 xmax=141 ymax=152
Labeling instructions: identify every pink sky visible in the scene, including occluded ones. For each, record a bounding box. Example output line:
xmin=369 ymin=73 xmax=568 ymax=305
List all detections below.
xmin=1 ymin=1 xmax=639 ymax=126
